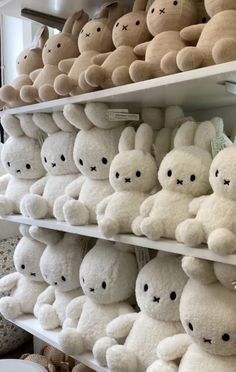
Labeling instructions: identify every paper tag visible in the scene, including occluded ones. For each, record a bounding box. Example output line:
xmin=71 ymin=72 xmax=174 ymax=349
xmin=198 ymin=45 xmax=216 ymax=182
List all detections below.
xmin=211 ymin=134 xmax=233 ymax=158
xmin=135 ymin=246 xmax=150 ymax=271
xmin=106 ymin=110 xmax=140 ymax=121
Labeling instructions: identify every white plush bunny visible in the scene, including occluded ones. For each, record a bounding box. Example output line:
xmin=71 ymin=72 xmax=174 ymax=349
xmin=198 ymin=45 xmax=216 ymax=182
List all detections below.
xmin=54 ymin=103 xmax=123 ymax=224
xmin=0 ymin=225 xmax=47 ymax=320
xmin=31 ymin=226 xmax=94 ymax=330
xmin=0 ymin=114 xmax=45 ymax=216
xmin=133 ymin=120 xmax=215 ymax=240
xmin=21 ymin=112 xmax=78 ymax=219
xmin=59 ymin=240 xmax=138 ymax=356
xmin=176 ymin=142 xmax=236 ymax=255
xmin=94 ymin=254 xmax=187 ymax=371
xmin=97 ymin=123 xmax=157 ymax=238
xmin=147 ymin=257 xmax=236 ymax=372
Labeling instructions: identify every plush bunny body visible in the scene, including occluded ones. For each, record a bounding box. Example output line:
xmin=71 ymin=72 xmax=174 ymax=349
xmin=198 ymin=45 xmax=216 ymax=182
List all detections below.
xmin=97 ymin=124 xmax=157 ymax=238
xmin=177 ymin=1 xmax=236 ymax=71
xmin=59 ymin=240 xmax=137 ymax=356
xmin=0 ymin=225 xmax=46 ymax=320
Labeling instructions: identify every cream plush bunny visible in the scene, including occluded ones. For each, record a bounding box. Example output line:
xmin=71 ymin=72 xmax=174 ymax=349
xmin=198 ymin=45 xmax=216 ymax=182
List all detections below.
xmin=54 ymin=103 xmax=123 ymax=224
xmin=133 ymin=120 xmax=214 ymax=240
xmin=147 ymin=257 xmax=236 ymax=372
xmin=0 ymin=26 xmax=48 ymax=108
xmin=31 ymin=226 xmax=94 ymax=330
xmin=97 ymin=123 xmax=157 ymax=238
xmin=0 ymin=115 xmax=45 ymax=216
xmin=20 ymin=11 xmax=88 ymax=103
xmin=54 ymin=2 xmax=123 ymax=96
xmin=177 ymin=0 xmax=236 ymax=72
xmin=59 ymin=240 xmax=137 ymax=356
xmin=130 ymin=0 xmax=198 ymax=82
xmin=94 ymin=254 xmax=187 ymax=371
xmin=0 ymin=225 xmax=47 ymax=320
xmin=84 ymin=0 xmax=151 ymax=89
xmin=21 ymin=112 xmax=78 ymax=219
xmin=176 ymin=142 xmax=236 ymax=255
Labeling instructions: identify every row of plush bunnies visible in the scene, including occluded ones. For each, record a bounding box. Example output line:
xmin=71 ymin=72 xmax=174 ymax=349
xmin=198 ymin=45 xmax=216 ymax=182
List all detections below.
xmin=1 ymin=227 xmax=236 ymax=372
xmin=2 ymin=0 xmax=236 ymax=108
xmin=0 ymin=102 xmax=236 ymax=256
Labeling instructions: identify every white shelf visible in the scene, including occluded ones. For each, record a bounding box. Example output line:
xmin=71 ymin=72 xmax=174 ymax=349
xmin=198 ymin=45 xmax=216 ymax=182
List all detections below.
xmin=1 ymin=61 xmax=236 ymax=117
xmin=1 ymin=215 xmax=236 ymax=265
xmin=10 ymin=315 xmax=108 ymax=372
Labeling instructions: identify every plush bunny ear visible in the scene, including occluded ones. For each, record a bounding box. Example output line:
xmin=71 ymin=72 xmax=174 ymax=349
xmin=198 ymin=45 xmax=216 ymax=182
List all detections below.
xmin=141 ymin=107 xmax=164 ymax=131
xmin=17 ymin=114 xmax=42 ymax=139
xmin=19 ymin=224 xmax=32 ymax=239
xmin=30 ymin=226 xmax=63 ymax=245
xmin=135 ymin=123 xmax=153 ymax=152
xmin=194 ymin=121 xmax=216 ymax=153
xmin=132 ymin=0 xmax=149 ymax=11
xmin=85 ymin=102 xmax=125 ymax=129
xmin=52 ymin=112 xmax=76 ymax=132
xmin=182 ymin=256 xmax=217 ymax=284
xmin=119 ymin=126 xmax=135 ymax=152
xmin=174 ymin=121 xmax=198 ymax=148
xmin=165 ymin=106 xmax=185 ymax=130
xmin=62 ymin=11 xmax=83 ymax=34
xmin=1 ymin=115 xmax=24 ymax=137
xmin=32 ymin=25 xmax=49 ymax=50
xmin=72 ymin=10 xmax=89 ymax=39
xmin=63 ymin=104 xmax=93 ymax=130
xmin=33 ymin=113 xmax=59 ymax=135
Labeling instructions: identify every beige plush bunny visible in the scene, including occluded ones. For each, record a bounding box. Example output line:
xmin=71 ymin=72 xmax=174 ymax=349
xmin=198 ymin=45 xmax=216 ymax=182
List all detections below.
xmin=130 ymin=0 xmax=198 ymax=82
xmin=20 ymin=11 xmax=87 ymax=103
xmin=54 ymin=2 xmax=123 ymax=96
xmin=0 ymin=26 xmax=48 ymax=109
xmin=84 ymin=0 xmax=151 ymax=89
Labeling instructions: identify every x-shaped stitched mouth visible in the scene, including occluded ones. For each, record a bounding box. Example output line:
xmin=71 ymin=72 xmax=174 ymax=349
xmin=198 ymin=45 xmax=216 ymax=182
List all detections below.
xmin=91 ymin=166 xmax=97 ymax=171
xmin=224 ymin=179 xmax=230 ymax=185
xmin=203 ymin=338 xmax=212 ymax=344
xmin=122 ymin=25 xmax=128 ymax=30
xmin=159 ymin=8 xmax=165 ymax=14
xmin=153 ymin=296 xmax=160 ymax=303
xmin=177 ymin=179 xmax=183 ymax=185
xmin=125 ymin=178 xmax=131 ymax=183
xmin=86 ymin=33 xmax=90 ymax=37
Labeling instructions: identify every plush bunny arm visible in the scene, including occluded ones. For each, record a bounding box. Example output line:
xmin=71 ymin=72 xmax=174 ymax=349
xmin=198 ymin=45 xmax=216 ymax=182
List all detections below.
xmin=0 ymin=174 xmax=10 ymax=193
xmin=36 ymin=286 xmax=55 ymax=306
xmin=106 ymin=313 xmax=138 ymax=339
xmin=189 ymin=195 xmax=207 ymax=215
xmin=30 ymin=176 xmax=47 ymax=195
xmin=0 ymin=272 xmax=21 ymax=292
xmin=30 ymin=68 xmax=43 ymax=82
xmin=65 ymin=176 xmax=86 ymax=198
xmin=96 ymin=195 xmax=113 ymax=217
xmin=134 ymin=41 xmax=150 ymax=57
xmin=59 ymin=58 xmax=77 ymax=73
xmin=157 ymin=334 xmax=192 ymax=361
xmin=139 ymin=194 xmax=156 ymax=217
xmin=66 ymin=295 xmax=86 ymax=320
xmin=92 ymin=52 xmax=112 ymax=66
xmin=180 ymin=24 xmax=205 ymax=43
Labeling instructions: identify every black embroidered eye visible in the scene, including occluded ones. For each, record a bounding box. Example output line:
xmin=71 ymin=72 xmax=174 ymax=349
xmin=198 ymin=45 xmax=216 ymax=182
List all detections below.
xmin=26 ymin=164 xmax=31 ymax=169
xmin=57 ymin=43 xmax=61 ymax=48
xmin=167 ymin=170 xmax=172 ymax=177
xmin=102 ymin=157 xmax=108 ymax=164
xmin=61 ymin=155 xmax=65 ymax=161
xmin=136 ymin=20 xmax=140 ymax=25
xmin=215 ymin=170 xmax=219 ymax=177
xmin=81 ymin=29 xmax=84 ymax=33
xmin=190 ymin=174 xmax=196 ymax=182
xmin=82 ymin=277 xmax=85 ymax=283
xmin=116 ymin=172 xmax=119 ymax=178
xmin=144 ymin=284 xmax=148 ymax=292
xmin=151 ymin=8 xmax=155 ymax=13
xmin=102 ymin=281 xmax=107 ymax=289
xmin=136 ymin=171 xmax=141 ymax=177
xmin=79 ymin=159 xmax=83 ymax=166
xmin=7 ymin=162 xmax=10 ymax=167
xmin=188 ymin=322 xmax=193 ymax=331
xmin=222 ymin=333 xmax=230 ymax=341
xmin=170 ymin=291 xmax=176 ymax=300
xmin=24 ymin=55 xmax=27 ymax=59
xmin=116 ymin=22 xmax=119 ymax=27
xmin=21 ymin=264 xmax=25 ymax=270
xmin=173 ymin=0 xmax=178 ymax=5
xmin=44 ymin=157 xmax=47 ymax=163
xmin=97 ymin=27 xmax=101 ymax=32
xmin=61 ymin=276 xmax=66 ymax=282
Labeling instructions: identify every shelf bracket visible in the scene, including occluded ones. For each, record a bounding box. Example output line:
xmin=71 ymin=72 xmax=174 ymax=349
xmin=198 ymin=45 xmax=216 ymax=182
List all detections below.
xmin=223 ymin=81 xmax=236 ymax=96
xmin=21 ymin=8 xmax=65 ymax=31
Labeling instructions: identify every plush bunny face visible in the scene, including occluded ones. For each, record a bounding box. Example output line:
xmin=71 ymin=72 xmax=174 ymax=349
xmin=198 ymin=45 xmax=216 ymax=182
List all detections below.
xmin=112 ymin=11 xmax=151 ymax=48
xmin=205 ymin=0 xmax=236 ymax=17
xmin=180 ymin=280 xmax=236 ymax=356
xmin=147 ymin=0 xmax=197 ymax=36
xmin=41 ymin=132 xmax=77 ymax=176
xmin=209 ymin=146 xmax=236 ymax=201
xmin=2 ymin=136 xmax=45 ymax=179
xmin=78 ymin=19 xmax=114 ymax=53
xmin=14 ymin=237 xmax=45 ymax=282
xmin=42 ymin=33 xmax=78 ymax=65
xmin=158 ymin=146 xmax=211 ymax=196
xmin=16 ymin=48 xmax=43 ymax=75
xmin=136 ymin=255 xmax=187 ymax=321
xmin=73 ymin=127 xmax=121 ymax=180
xmin=79 ymin=241 xmax=137 ymax=305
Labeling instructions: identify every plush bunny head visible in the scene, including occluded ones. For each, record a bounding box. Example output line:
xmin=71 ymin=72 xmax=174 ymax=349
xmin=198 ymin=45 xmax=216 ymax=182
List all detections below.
xmin=78 ymin=2 xmax=124 ymax=53
xmin=13 ymin=225 xmax=45 ymax=282
xmin=33 ymin=112 xmax=78 ymax=177
xmin=79 ymin=240 xmax=138 ymax=305
xmin=158 ymin=121 xmax=214 ymax=196
xmin=205 ymin=0 xmax=236 ymax=18
xmin=42 ymin=11 xmax=88 ymax=65
xmin=147 ymin=0 xmax=198 ymax=36
xmin=109 ymin=124 xmax=157 ymax=192
xmin=112 ymin=0 xmax=151 ymax=48
xmin=136 ymin=254 xmax=187 ymax=321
